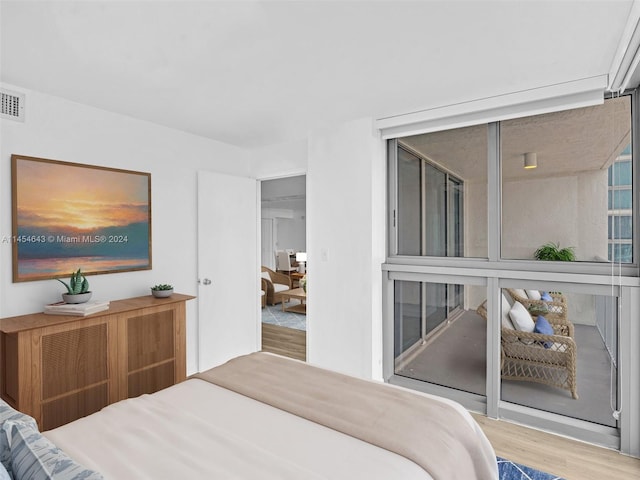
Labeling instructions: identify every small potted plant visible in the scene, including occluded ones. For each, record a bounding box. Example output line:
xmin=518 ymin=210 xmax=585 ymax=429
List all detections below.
xmin=534 ymin=242 xmax=576 ymax=261
xmin=57 ymin=268 xmax=92 ymax=304
xmin=151 ymin=284 xmax=173 ymax=298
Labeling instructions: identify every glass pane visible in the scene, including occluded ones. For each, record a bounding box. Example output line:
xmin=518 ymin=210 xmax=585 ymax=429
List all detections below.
xmin=608 ymin=215 xmax=633 ymax=239
xmin=448 ymin=177 xmax=464 ymax=257
xmin=608 ymin=189 xmax=632 ymax=210
xmin=397 ymin=149 xmax=421 ymax=255
xmin=499 ymin=287 xmax=618 ymax=427
xmin=609 ymin=160 xmax=632 ymax=186
xmin=394 ymin=280 xmax=421 ymax=358
xmin=609 ymin=243 xmax=633 ymax=263
xmin=424 ymin=163 xmax=447 ymax=256
xmin=501 ymin=96 xmax=633 ymax=263
xmin=397 ymin=124 xmax=488 ymax=258
xmin=425 ymin=281 xmax=447 ymax=333
xmin=394 ymin=280 xmax=485 ymax=396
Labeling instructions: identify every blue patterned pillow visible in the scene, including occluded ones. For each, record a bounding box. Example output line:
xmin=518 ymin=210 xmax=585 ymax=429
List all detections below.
xmin=3 ymin=420 xmax=103 ymax=480
xmin=534 ymin=315 xmax=554 ymax=348
xmin=540 ymin=291 xmax=553 ymax=302
xmin=1 ymin=398 xmax=39 ymax=478
xmin=0 ymin=461 xmax=10 ymax=480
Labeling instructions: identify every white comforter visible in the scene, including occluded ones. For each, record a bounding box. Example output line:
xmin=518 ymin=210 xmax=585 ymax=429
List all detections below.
xmin=44 ymin=378 xmax=434 ymax=479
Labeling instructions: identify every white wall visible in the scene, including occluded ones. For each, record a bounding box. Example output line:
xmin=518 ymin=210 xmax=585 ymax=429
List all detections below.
xmin=274 ymin=215 xmax=306 ymax=253
xmin=501 ymin=171 xmax=608 ymax=261
xmin=307 ymin=117 xmax=386 ymax=379
xmin=0 ymin=84 xmax=250 ymax=375
xmin=465 ymin=180 xmax=488 ymax=259
xmin=250 ymin=120 xmax=388 ymax=380
xmin=578 ymin=169 xmax=609 ymax=261
xmin=251 ymin=139 xmax=307 ymax=179
xmin=261 ymin=206 xmax=306 ymax=254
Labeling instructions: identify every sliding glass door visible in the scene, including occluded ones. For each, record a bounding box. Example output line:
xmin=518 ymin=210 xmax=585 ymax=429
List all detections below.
xmin=394 ymin=145 xmax=468 ymax=382
xmin=397 ymin=145 xmax=464 ymax=262
xmin=397 ymin=145 xmax=464 ymax=323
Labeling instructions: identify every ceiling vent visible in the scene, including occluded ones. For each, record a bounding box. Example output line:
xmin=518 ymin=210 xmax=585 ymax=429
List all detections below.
xmin=1 ymin=88 xmax=25 ymax=122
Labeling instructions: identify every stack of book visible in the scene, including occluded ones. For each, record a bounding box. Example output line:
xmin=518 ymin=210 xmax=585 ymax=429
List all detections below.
xmin=44 ymin=300 xmax=110 ymax=316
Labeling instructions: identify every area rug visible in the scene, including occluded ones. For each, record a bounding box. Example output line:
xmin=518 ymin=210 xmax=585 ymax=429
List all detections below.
xmin=498 ymin=457 xmax=565 ymax=480
xmin=261 ymin=302 xmax=306 ymax=331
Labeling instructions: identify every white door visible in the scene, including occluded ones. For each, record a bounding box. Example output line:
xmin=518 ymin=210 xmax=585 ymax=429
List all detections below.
xmin=197 ymin=171 xmax=258 ymax=372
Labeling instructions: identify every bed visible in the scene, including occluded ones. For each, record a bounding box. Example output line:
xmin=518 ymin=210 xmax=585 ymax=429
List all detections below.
xmin=2 ymin=352 xmax=498 ymax=480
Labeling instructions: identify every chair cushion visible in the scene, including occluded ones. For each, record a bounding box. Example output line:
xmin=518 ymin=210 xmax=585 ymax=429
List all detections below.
xmin=509 ymin=301 xmax=535 ymax=332
xmin=273 ymin=283 xmax=290 ymax=293
xmin=534 ymin=315 xmax=554 ymax=348
xmin=261 ymin=271 xmax=271 ymax=280
xmin=525 ymin=289 xmax=541 ymax=300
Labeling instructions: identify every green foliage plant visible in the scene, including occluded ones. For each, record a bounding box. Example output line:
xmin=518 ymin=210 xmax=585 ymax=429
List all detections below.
xmin=533 ymin=242 xmax=576 ymax=261
xmin=57 ymin=268 xmax=90 ymax=294
xmin=151 ymin=283 xmax=173 ymax=291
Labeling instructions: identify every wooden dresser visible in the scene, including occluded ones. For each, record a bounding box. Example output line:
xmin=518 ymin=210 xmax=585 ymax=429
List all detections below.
xmin=0 ymin=293 xmax=194 ymax=430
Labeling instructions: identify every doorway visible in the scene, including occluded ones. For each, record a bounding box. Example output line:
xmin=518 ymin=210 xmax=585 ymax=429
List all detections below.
xmin=260 ymin=175 xmax=307 ymax=360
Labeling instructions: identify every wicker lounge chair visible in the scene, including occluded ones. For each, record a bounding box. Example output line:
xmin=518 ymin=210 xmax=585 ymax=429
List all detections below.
xmin=477 ymin=299 xmax=578 ymax=399
xmin=261 ymin=266 xmax=292 ymax=305
xmin=505 ymin=288 xmax=567 ymax=318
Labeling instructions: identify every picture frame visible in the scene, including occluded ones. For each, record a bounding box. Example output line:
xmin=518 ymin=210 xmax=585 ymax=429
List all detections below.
xmin=11 ymin=155 xmax=152 ymax=282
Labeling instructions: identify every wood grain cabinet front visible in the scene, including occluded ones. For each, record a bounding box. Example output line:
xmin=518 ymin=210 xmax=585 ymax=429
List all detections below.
xmin=118 ymin=301 xmax=187 ymax=399
xmin=0 ymin=294 xmax=194 ymax=430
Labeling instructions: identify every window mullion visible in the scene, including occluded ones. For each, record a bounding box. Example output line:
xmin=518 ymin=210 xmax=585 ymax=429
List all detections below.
xmin=387 ymin=139 xmax=399 ymax=256
xmin=487 ymin=122 xmax=500 ymax=261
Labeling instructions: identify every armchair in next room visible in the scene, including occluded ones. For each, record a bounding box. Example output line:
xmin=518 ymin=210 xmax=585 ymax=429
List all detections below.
xmin=261 ymin=267 xmax=292 ymax=305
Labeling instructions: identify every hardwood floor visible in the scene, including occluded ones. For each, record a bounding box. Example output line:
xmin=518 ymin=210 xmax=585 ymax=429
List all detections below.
xmin=259 ymin=322 xmax=640 ymax=478
xmin=472 ymin=413 xmax=640 ymax=480
xmin=261 ymin=323 xmax=306 ymax=361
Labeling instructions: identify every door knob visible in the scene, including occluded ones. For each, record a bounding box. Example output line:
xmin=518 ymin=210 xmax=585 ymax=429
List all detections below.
xmin=199 ymin=278 xmax=212 ymax=285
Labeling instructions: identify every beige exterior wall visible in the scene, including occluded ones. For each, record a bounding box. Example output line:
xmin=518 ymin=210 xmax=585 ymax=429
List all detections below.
xmin=501 ymin=171 xmax=608 ymax=261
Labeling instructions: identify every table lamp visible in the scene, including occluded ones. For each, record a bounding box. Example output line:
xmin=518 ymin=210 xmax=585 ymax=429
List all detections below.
xmin=296 ymin=252 xmax=307 ymax=273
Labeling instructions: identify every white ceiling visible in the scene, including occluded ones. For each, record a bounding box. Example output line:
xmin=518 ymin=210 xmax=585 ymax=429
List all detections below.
xmin=0 ymin=1 xmax=636 ymax=148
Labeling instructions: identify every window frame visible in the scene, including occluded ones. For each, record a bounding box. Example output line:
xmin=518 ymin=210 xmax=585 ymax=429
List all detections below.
xmin=387 ymin=91 xmax=639 ymax=277
xmin=382 ymin=89 xmax=640 ymax=456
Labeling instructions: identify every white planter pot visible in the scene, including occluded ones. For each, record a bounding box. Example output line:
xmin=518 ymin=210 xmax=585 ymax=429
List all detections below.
xmin=62 ymin=292 xmax=92 ymax=304
xmin=151 ymin=289 xmax=173 ymax=298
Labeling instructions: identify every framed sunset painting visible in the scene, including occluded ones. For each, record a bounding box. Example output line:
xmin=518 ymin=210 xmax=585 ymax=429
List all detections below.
xmin=11 ymin=155 xmax=152 ymax=282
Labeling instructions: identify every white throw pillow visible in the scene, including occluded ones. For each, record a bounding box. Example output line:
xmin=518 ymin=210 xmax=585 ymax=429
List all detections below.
xmin=501 ymin=294 xmax=515 ymax=330
xmin=526 ymin=289 xmax=541 ymax=300
xmin=511 ymin=288 xmax=528 ymax=300
xmin=261 ymin=271 xmax=271 ymax=280
xmin=509 ymin=301 xmax=535 ymax=332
